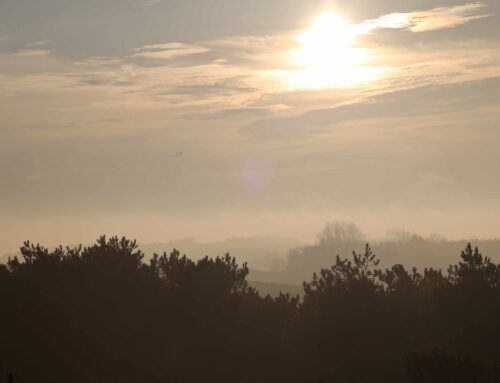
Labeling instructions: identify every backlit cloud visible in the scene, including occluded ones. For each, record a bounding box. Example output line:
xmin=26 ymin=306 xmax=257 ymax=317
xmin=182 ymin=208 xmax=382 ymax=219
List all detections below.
xmin=362 ymin=2 xmax=489 ymax=33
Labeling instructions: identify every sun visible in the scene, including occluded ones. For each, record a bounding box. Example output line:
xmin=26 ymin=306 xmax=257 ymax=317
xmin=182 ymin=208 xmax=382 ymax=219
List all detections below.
xmin=278 ymin=11 xmax=384 ymax=89
xmin=296 ymin=11 xmax=356 ymax=68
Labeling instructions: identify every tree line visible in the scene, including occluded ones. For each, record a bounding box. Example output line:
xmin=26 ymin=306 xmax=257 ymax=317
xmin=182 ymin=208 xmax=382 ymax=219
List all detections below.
xmin=284 ymin=221 xmax=500 ymax=284
xmin=1 ymin=236 xmax=499 ymax=382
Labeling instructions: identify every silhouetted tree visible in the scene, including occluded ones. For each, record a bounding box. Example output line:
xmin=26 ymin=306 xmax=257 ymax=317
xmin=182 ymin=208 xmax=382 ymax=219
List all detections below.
xmin=1 ymin=238 xmax=499 ymax=383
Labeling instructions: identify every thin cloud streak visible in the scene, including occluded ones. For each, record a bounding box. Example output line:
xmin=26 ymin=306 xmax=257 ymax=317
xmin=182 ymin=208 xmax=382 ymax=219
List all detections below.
xmin=361 ymin=2 xmax=490 ymax=33
xmin=132 ymin=42 xmax=209 ymax=60
xmin=16 ymin=49 xmax=53 ymax=57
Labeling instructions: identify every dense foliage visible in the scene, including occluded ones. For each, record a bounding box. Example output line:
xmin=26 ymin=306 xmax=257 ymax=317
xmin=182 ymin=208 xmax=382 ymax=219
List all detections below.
xmin=1 ymin=236 xmax=499 ymax=382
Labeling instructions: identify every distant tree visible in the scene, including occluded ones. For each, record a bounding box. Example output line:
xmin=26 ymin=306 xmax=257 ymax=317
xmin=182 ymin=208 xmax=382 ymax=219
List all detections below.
xmin=317 ymin=221 xmax=365 ymax=246
xmin=426 ymin=233 xmax=446 ymax=243
xmin=385 ymin=228 xmax=419 ymax=243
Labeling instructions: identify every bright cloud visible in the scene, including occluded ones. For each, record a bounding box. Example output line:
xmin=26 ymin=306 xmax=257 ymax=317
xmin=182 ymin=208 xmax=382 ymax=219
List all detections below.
xmin=363 ymin=2 xmax=489 ymax=32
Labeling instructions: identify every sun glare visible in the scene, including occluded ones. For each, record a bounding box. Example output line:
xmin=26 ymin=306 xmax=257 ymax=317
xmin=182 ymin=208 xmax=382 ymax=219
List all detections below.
xmin=297 ymin=12 xmax=356 ymax=66
xmin=279 ymin=11 xmax=384 ymax=90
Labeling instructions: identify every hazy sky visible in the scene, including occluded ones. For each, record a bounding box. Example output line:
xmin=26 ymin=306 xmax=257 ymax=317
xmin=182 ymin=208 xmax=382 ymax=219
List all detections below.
xmin=1 ymin=1 xmax=499 ymax=251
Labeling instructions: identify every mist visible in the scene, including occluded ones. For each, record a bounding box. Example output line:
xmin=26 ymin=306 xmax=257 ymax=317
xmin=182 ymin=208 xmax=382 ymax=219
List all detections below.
xmin=2 ymin=0 xmax=500 ymax=382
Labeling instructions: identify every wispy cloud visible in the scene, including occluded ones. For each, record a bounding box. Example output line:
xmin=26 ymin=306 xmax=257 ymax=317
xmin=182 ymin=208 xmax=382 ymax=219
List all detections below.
xmin=362 ymin=2 xmax=490 ymax=33
xmin=16 ymin=49 xmax=52 ymax=57
xmin=16 ymin=40 xmax=53 ymax=57
xmin=1 ymin=2 xmax=498 ymax=132
xmin=132 ymin=42 xmax=209 ymax=60
xmin=242 ymin=76 xmax=500 ymax=140
xmin=26 ymin=40 xmax=52 ymax=48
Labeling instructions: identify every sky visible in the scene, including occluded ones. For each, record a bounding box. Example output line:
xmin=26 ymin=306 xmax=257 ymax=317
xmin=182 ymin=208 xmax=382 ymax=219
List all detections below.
xmin=1 ymin=0 xmax=499 ymax=251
